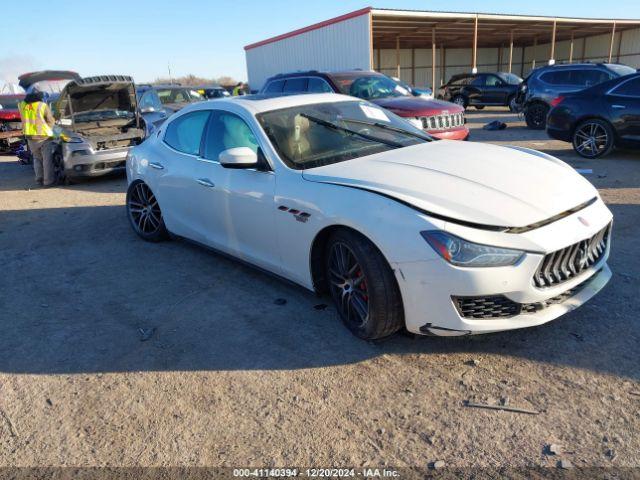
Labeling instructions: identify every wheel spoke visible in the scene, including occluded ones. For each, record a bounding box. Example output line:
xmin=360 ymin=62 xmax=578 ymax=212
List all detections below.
xmin=350 ymin=294 xmax=368 ymax=323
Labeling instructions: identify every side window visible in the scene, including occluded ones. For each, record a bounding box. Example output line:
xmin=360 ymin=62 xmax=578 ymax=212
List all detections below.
xmin=163 ymin=110 xmax=210 ymax=155
xmin=307 ymin=77 xmax=333 ymax=93
xmin=611 ymin=77 xmax=640 ymax=97
xmin=264 ymin=80 xmax=285 ymax=93
xmin=283 ymin=78 xmax=308 ymax=92
xmin=541 ymin=70 xmax=572 ymax=85
xmin=203 ymin=111 xmax=259 ymax=161
xmin=579 ymin=70 xmax=612 ymax=87
xmin=485 ymin=75 xmax=502 ymax=86
xmin=140 ymin=91 xmax=162 ymax=111
xmin=470 ymin=75 xmax=487 ymax=86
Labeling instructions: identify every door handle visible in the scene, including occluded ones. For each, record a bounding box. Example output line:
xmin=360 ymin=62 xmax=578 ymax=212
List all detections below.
xmin=612 ymin=105 xmax=626 ymax=109
xmin=196 ymin=178 xmax=215 ymax=188
xmin=149 ymin=162 xmax=164 ymax=170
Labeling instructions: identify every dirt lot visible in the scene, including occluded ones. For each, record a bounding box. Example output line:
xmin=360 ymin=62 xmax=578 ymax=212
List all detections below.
xmin=0 ymin=109 xmax=639 ymax=476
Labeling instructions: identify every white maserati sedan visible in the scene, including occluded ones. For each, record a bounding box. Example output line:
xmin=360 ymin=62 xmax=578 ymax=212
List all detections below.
xmin=126 ymin=93 xmax=612 ymax=340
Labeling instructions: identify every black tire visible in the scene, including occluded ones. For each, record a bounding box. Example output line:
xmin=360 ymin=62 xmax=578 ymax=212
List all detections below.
xmin=325 ymin=229 xmax=403 ymax=340
xmin=508 ymin=95 xmax=519 ymax=113
xmin=126 ymin=180 xmax=168 ymax=242
xmin=525 ymin=102 xmax=549 ymax=129
xmin=475 ymin=105 xmax=485 ymax=110
xmin=572 ymin=119 xmax=615 ymax=159
xmin=451 ymin=95 xmax=468 ymax=109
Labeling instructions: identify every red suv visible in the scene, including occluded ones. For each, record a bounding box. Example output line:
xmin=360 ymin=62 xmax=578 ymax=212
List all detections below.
xmin=261 ymin=70 xmax=469 ymax=141
xmin=0 ymin=94 xmax=24 ymax=154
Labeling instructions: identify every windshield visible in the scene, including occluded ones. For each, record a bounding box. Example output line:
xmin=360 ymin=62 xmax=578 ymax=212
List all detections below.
xmin=497 ymin=72 xmax=523 ymax=84
xmin=0 ymin=97 xmax=21 ymax=109
xmin=156 ymin=88 xmax=203 ymax=104
xmin=257 ymin=100 xmax=430 ymax=170
xmin=331 ymin=74 xmax=412 ymax=100
xmin=607 ymin=64 xmax=636 ymax=77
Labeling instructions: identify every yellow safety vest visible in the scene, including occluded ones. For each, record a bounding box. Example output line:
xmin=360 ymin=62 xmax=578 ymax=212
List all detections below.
xmin=232 ymin=86 xmax=242 ymax=96
xmin=18 ymin=101 xmax=53 ymax=137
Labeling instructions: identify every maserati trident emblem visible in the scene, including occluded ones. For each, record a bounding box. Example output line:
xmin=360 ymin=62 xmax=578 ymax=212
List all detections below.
xmin=578 ymin=216 xmax=590 ymax=227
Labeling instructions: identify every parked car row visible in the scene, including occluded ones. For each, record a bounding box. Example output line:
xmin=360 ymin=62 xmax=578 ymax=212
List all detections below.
xmin=261 ymin=70 xmax=469 ymax=140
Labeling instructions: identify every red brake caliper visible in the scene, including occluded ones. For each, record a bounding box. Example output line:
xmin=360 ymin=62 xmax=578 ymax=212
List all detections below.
xmin=356 ymin=269 xmax=368 ymax=301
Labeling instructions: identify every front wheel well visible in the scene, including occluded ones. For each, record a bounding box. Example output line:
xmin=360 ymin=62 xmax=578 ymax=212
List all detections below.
xmin=309 ymin=225 xmax=389 ymax=294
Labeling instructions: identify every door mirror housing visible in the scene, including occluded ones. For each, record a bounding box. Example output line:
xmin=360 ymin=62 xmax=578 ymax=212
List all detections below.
xmin=219 ymin=147 xmax=259 ymax=168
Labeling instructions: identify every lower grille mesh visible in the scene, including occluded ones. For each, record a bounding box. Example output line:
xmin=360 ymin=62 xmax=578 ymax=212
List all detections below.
xmin=453 ymin=273 xmax=596 ymax=319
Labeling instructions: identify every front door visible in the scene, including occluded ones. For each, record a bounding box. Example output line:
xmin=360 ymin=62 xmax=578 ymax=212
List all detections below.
xmin=200 ymin=109 xmax=279 ymax=272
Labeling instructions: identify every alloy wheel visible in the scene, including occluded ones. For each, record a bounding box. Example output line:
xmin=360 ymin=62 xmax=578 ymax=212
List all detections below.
xmin=128 ymin=182 xmax=163 ymax=235
xmin=528 ymin=104 xmax=547 ymax=128
xmin=453 ymin=96 xmax=466 ymax=107
xmin=574 ymin=122 xmax=610 ymax=158
xmin=328 ymin=242 xmax=370 ymax=327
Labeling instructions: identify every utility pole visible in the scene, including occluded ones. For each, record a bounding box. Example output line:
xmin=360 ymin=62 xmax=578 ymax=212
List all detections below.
xmin=168 ymin=62 xmax=173 ymax=84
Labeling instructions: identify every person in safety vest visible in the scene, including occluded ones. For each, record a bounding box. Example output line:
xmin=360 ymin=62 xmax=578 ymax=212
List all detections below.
xmin=18 ymin=85 xmax=56 ymax=186
xmin=232 ymin=82 xmax=245 ymax=96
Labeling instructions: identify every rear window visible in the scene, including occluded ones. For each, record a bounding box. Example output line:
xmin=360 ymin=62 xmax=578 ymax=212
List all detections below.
xmin=0 ymin=97 xmax=20 ymax=109
xmin=283 ymin=78 xmax=308 ymax=93
xmin=307 ymin=77 xmax=333 ymax=93
xmin=606 ymin=64 xmax=636 ymax=77
xmin=448 ymin=75 xmax=472 ymax=86
xmin=540 ymin=69 xmax=611 ymax=87
xmin=264 ymin=80 xmax=284 ymax=93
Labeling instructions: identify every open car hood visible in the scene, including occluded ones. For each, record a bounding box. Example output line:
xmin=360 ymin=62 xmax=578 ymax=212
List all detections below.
xmin=18 ymin=70 xmax=81 ymax=90
xmin=57 ymin=75 xmax=139 ymax=121
xmin=301 ymin=141 xmax=597 ymax=230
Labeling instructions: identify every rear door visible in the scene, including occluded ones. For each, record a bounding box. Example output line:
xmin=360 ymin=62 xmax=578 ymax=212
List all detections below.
xmin=606 ymin=76 xmax=640 ymax=145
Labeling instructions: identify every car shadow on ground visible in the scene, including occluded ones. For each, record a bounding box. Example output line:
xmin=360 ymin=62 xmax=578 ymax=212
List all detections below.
xmin=0 ymin=203 xmax=638 ymax=381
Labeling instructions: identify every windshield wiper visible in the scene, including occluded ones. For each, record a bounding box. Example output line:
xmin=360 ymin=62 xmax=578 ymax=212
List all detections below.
xmin=341 ymin=117 xmax=432 ymax=142
xmin=300 ymin=114 xmax=404 ymax=149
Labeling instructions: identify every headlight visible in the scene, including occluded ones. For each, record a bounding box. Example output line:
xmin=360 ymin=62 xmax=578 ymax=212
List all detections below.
xmin=59 ymin=133 xmax=84 ymax=143
xmin=408 ymin=117 xmax=423 ymax=130
xmin=421 ymin=231 xmax=524 ymax=267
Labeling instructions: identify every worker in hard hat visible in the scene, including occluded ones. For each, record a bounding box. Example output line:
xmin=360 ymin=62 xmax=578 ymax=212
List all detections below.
xmin=232 ymin=82 xmax=245 ymax=96
xmin=18 ymin=85 xmax=56 ymax=186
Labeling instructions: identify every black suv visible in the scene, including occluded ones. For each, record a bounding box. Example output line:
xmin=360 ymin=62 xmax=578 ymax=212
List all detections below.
xmin=547 ymin=73 xmax=640 ymax=158
xmin=517 ymin=63 xmax=636 ymax=129
xmin=437 ymin=72 xmax=522 ymax=111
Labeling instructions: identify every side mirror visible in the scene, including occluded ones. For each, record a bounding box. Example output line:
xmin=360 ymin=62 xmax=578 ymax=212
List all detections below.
xmin=219 ymin=147 xmax=258 ymax=168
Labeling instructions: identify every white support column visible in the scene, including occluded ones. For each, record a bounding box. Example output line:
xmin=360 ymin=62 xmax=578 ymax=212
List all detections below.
xmin=569 ymin=33 xmax=574 ymax=63
xmin=395 ymin=36 xmax=401 ymax=78
xmin=472 ymin=15 xmax=478 ymax=73
xmin=432 ymin=29 xmax=437 ymax=91
xmin=508 ymin=31 xmax=514 ymax=73
xmin=549 ymin=20 xmax=557 ymax=65
xmin=608 ymin=22 xmax=617 ymax=63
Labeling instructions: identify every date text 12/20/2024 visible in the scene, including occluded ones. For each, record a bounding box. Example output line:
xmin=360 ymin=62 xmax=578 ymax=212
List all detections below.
xmin=233 ymin=468 xmax=401 ymax=478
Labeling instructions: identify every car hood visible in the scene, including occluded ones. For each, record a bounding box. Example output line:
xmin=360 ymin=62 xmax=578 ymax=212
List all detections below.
xmin=301 ymin=141 xmax=597 ymax=229
xmin=371 ymin=96 xmax=463 ymax=117
xmin=18 ymin=70 xmax=81 ymax=90
xmin=57 ymin=75 xmax=138 ymax=121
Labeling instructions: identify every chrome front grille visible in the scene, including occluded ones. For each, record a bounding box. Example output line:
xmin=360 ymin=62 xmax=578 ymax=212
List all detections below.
xmin=533 ymin=224 xmax=611 ymax=288
xmin=421 ymin=112 xmax=464 ymax=131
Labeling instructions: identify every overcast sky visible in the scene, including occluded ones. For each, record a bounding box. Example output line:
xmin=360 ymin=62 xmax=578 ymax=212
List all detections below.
xmin=2 ymin=0 xmax=639 ymax=86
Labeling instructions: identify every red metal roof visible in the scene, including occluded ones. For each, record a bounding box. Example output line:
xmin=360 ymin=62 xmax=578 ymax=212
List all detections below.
xmin=244 ymin=7 xmax=372 ymax=51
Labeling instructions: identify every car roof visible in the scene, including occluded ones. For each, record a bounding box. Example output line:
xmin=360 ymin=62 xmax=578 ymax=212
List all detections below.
xmin=268 ymin=69 xmax=380 ymax=80
xmin=179 ymin=92 xmax=359 ymax=115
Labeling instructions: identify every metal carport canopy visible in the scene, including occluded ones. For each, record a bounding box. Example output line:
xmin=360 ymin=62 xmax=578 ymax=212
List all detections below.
xmin=371 ymin=8 xmax=640 ymax=64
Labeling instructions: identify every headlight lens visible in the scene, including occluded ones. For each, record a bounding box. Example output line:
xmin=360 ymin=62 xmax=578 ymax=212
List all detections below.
xmin=59 ymin=133 xmax=84 ymax=143
xmin=421 ymin=231 xmax=524 ymax=267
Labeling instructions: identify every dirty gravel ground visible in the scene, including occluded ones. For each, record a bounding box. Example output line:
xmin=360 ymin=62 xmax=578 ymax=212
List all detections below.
xmin=0 ymin=109 xmax=638 ymax=475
